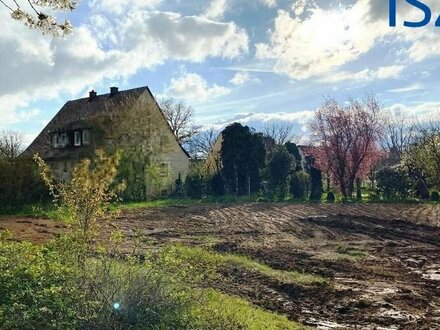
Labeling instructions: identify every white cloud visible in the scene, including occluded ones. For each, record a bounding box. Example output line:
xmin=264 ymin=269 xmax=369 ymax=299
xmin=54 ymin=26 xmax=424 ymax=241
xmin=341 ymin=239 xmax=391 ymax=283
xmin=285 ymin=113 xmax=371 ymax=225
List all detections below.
xmin=387 ymin=83 xmax=424 ymax=93
xmin=88 ymin=0 xmax=162 ymax=14
xmin=207 ymin=110 xmax=314 ymax=138
xmin=384 ymin=102 xmax=440 ymax=123
xmin=229 ymin=71 xmax=260 ymax=85
xmin=321 ymin=65 xmax=406 ymax=83
xmin=260 ymin=0 xmax=277 ymax=8
xmin=165 ymin=73 xmax=231 ymax=101
xmin=256 ymin=0 xmax=389 ymax=80
xmin=256 ymin=0 xmax=440 ymax=81
xmin=204 ymin=0 xmax=228 ymax=19
xmin=0 ymin=7 xmax=249 ymax=126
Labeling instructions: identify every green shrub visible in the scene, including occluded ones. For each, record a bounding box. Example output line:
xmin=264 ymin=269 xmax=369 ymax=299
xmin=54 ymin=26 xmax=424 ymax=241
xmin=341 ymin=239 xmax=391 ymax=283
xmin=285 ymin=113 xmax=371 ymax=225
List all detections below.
xmin=415 ymin=179 xmax=430 ymax=199
xmin=431 ymin=191 xmax=440 ymax=202
xmin=327 ymin=192 xmax=336 ymax=203
xmin=290 ymin=171 xmax=311 ymax=199
xmin=0 ymin=159 xmax=49 ymax=213
xmin=376 ymin=167 xmax=411 ymax=200
xmin=309 ymin=167 xmax=323 ymax=201
xmin=185 ymin=173 xmax=204 ymax=199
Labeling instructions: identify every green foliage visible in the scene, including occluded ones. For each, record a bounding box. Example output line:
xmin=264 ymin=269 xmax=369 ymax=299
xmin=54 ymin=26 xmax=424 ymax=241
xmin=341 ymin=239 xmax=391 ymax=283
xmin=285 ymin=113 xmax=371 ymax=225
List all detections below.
xmin=309 ymin=167 xmax=323 ymax=201
xmin=285 ymin=142 xmax=302 ymax=171
xmin=221 ymin=123 xmax=266 ymax=195
xmin=356 ymin=188 xmax=362 ymax=201
xmin=376 ymin=167 xmax=411 ymax=200
xmin=268 ymin=146 xmax=293 ymax=198
xmin=203 ymin=290 xmax=308 ymax=330
xmin=209 ymin=173 xmax=224 ymax=196
xmin=185 ymin=173 xmax=204 ymax=199
xmin=0 ymin=239 xmax=82 ymax=329
xmin=290 ymin=171 xmax=311 ymax=199
xmin=326 ymin=192 xmax=336 ymax=203
xmin=415 ymin=179 xmax=430 ymax=199
xmin=0 ymin=158 xmax=49 ymax=212
xmin=404 ymin=130 xmax=440 ymax=188
xmin=431 ymin=191 xmax=440 ymax=202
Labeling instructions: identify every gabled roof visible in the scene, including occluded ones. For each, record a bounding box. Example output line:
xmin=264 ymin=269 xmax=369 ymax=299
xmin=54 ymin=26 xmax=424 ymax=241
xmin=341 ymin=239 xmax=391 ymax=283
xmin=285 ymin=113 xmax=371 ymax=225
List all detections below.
xmin=22 ymin=86 xmax=190 ymax=160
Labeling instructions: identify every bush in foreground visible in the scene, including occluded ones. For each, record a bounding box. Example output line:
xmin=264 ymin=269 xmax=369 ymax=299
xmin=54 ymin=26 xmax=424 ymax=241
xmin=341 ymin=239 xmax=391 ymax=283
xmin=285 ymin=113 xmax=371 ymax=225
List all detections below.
xmin=432 ymin=191 xmax=440 ymax=202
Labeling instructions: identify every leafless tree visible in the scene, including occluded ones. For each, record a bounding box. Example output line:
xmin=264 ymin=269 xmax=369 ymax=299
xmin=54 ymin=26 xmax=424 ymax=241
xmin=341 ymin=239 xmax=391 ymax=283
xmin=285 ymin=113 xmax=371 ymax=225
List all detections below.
xmin=186 ymin=128 xmax=218 ymax=159
xmin=0 ymin=130 xmax=24 ymax=161
xmin=159 ymin=97 xmax=201 ymax=144
xmin=1 ymin=0 xmax=76 ymax=37
xmin=263 ymin=122 xmax=300 ymax=145
xmin=379 ymin=107 xmax=415 ymax=158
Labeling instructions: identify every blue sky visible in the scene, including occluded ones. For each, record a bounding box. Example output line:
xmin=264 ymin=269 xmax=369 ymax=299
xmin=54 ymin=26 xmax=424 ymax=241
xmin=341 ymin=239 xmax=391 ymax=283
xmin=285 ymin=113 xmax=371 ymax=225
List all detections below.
xmin=2 ymin=0 xmax=440 ymax=145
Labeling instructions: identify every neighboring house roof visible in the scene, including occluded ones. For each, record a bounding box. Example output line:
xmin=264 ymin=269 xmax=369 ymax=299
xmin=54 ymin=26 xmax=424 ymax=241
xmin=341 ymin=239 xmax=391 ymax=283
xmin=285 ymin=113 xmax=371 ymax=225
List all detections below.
xmin=22 ymin=86 xmax=190 ymax=160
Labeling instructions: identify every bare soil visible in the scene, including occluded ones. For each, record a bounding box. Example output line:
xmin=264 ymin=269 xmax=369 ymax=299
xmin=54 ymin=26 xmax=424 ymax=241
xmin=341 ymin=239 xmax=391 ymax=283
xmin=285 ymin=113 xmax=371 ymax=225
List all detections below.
xmin=1 ymin=203 xmax=439 ymax=329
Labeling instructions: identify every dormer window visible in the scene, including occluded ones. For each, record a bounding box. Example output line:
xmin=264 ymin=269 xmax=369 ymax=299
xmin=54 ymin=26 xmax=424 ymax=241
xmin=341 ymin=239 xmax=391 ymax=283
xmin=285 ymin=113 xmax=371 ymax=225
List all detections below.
xmin=60 ymin=133 xmax=68 ymax=148
xmin=74 ymin=131 xmax=81 ymax=146
xmin=52 ymin=134 xmax=59 ymax=148
xmin=82 ymin=129 xmax=90 ymax=145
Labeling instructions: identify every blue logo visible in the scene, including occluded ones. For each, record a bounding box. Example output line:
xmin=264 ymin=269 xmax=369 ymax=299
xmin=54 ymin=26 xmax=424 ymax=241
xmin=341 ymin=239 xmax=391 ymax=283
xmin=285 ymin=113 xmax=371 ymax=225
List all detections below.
xmin=390 ymin=0 xmax=440 ymax=27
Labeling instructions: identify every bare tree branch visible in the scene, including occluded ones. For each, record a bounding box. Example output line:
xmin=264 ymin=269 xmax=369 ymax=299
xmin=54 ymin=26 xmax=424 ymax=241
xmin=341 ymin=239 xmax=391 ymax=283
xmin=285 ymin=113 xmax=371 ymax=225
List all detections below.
xmin=185 ymin=128 xmax=218 ymax=159
xmin=0 ymin=130 xmax=24 ymax=161
xmin=379 ymin=107 xmax=415 ymax=157
xmin=262 ymin=122 xmax=299 ymax=145
xmin=158 ymin=97 xmax=201 ymax=144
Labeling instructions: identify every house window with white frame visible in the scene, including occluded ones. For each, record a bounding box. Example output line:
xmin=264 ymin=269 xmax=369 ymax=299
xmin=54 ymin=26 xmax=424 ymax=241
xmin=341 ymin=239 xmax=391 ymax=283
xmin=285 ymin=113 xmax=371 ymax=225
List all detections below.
xmin=74 ymin=131 xmax=81 ymax=146
xmin=82 ymin=129 xmax=90 ymax=145
xmin=52 ymin=134 xmax=59 ymax=148
xmin=60 ymin=133 xmax=68 ymax=148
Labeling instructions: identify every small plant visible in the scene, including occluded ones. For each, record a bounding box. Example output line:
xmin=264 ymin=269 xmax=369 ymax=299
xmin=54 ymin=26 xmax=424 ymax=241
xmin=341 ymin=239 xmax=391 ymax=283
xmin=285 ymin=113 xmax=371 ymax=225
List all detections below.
xmin=431 ymin=191 xmax=440 ymax=202
xmin=327 ymin=191 xmax=336 ymax=203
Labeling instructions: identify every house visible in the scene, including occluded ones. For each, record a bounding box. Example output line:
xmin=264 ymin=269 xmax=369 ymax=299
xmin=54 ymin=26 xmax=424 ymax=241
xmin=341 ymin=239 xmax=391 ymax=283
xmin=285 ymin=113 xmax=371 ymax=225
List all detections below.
xmin=22 ymin=86 xmax=190 ymax=197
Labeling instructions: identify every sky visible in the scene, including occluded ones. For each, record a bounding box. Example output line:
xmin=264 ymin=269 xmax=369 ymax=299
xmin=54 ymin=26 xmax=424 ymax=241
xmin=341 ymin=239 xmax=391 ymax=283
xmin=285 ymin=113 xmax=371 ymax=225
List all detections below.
xmin=2 ymin=0 xmax=440 ymax=146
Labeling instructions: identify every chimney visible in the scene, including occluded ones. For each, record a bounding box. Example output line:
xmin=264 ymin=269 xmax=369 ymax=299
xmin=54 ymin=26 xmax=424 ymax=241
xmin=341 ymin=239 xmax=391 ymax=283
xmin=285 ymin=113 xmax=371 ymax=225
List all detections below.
xmin=110 ymin=86 xmax=119 ymax=97
xmin=89 ymin=90 xmax=97 ymax=101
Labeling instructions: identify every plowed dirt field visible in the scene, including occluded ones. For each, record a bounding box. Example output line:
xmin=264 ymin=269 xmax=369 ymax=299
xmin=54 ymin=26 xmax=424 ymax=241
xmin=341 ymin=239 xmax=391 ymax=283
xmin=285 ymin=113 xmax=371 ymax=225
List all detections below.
xmin=1 ymin=203 xmax=439 ymax=329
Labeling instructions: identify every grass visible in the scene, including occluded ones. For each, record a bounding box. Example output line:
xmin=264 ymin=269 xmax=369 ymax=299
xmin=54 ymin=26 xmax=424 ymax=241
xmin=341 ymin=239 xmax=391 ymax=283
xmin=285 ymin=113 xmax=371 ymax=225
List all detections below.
xmin=174 ymin=245 xmax=327 ymax=286
xmin=204 ymin=289 xmax=309 ymax=330
xmin=336 ymin=244 xmax=367 ymax=258
xmin=223 ymin=253 xmax=326 ymax=285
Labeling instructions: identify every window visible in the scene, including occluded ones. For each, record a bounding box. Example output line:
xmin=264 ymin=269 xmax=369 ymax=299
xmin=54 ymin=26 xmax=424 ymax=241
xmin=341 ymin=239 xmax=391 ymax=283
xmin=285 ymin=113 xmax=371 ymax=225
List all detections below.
xmin=52 ymin=134 xmax=59 ymax=148
xmin=74 ymin=131 xmax=81 ymax=146
xmin=60 ymin=133 xmax=68 ymax=148
xmin=82 ymin=129 xmax=90 ymax=145
xmin=160 ymin=162 xmax=170 ymax=177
